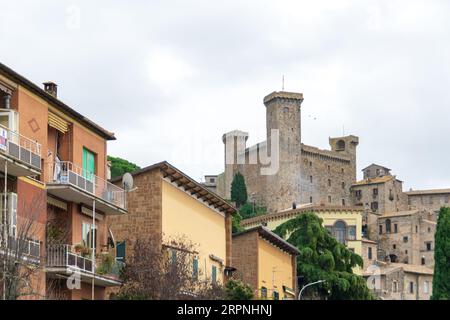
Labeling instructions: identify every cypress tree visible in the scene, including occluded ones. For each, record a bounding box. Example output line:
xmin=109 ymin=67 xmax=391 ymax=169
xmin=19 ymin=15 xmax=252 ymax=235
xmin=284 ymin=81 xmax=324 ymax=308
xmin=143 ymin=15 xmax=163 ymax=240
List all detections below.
xmin=230 ymin=172 xmax=248 ymax=208
xmin=431 ymin=207 xmax=450 ymax=300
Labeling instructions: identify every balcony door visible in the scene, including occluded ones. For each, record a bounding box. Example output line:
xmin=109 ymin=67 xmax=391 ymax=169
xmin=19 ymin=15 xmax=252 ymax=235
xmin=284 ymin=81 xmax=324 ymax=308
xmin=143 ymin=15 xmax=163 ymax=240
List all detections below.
xmin=82 ymin=147 xmax=95 ymax=182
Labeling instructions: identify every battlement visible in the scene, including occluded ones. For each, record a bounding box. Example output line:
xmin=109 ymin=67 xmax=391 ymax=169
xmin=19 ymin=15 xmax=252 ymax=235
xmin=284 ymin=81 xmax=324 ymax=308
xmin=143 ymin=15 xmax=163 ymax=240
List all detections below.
xmin=263 ymin=91 xmax=304 ymax=105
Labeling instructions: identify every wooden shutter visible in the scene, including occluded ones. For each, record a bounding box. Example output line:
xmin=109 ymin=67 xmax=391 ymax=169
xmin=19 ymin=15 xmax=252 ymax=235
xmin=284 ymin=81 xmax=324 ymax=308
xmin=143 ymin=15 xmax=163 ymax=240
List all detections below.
xmin=48 ymin=112 xmax=69 ymax=133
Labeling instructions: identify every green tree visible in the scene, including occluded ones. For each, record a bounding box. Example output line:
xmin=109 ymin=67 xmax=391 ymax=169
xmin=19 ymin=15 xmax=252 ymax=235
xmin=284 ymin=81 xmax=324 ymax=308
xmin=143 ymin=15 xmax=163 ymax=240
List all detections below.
xmin=273 ymin=213 xmax=373 ymax=300
xmin=230 ymin=172 xmax=248 ymax=208
xmin=224 ymin=279 xmax=254 ymax=300
xmin=232 ymin=213 xmax=244 ymax=234
xmin=432 ymin=207 xmax=450 ymax=300
xmin=108 ymin=156 xmax=140 ymax=179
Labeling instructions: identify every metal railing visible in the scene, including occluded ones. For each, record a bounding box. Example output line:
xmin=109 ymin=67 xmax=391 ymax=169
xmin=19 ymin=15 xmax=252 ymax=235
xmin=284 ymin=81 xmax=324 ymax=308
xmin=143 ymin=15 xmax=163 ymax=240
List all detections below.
xmin=0 ymin=234 xmax=41 ymax=261
xmin=0 ymin=124 xmax=41 ymax=170
xmin=7 ymin=235 xmax=41 ymax=258
xmin=46 ymin=244 xmax=123 ymax=280
xmin=48 ymin=160 xmax=126 ymax=210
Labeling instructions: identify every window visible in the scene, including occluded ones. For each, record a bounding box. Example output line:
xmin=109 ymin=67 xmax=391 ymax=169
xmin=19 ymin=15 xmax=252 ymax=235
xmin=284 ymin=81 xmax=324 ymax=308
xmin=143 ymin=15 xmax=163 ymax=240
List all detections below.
xmin=385 ymin=219 xmax=392 ymax=233
xmin=82 ymin=222 xmax=97 ymax=249
xmin=171 ymin=250 xmax=177 ymax=266
xmin=193 ymin=258 xmax=199 ymax=280
xmin=392 ymin=281 xmax=398 ymax=293
xmin=309 ymin=161 xmax=312 ymax=167
xmin=368 ymin=247 xmax=373 ymax=260
xmin=421 ymin=257 xmax=426 ymax=265
xmin=82 ymin=147 xmax=96 ymax=181
xmin=116 ymin=241 xmax=126 ymax=262
xmin=355 ymin=190 xmax=362 ymax=198
xmin=261 ymin=287 xmax=268 ymax=299
xmin=341 ymin=182 xmax=345 ymax=189
xmin=327 ymin=165 xmax=330 ymax=172
xmin=393 ymin=244 xmax=396 ymax=250
xmin=283 ymin=107 xmax=289 ymax=113
xmin=424 ymin=281 xmax=429 ymax=294
xmin=373 ymin=188 xmax=378 ymax=196
xmin=336 ymin=140 xmax=345 ymax=150
xmin=428 ymin=227 xmax=431 ymax=233
xmin=341 ymin=168 xmax=344 ymax=174
xmin=310 ymin=176 xmax=313 ymax=183
xmin=394 ymin=224 xmax=398 ymax=233
xmin=328 ymin=179 xmax=331 ymax=187
xmin=342 ymin=199 xmax=346 ymax=206
xmin=333 ymin=220 xmax=347 ymax=244
xmin=403 ymin=236 xmax=409 ymax=243
xmin=328 ymin=195 xmax=332 ymax=203
xmin=309 ymin=196 xmax=313 ymax=203
xmin=209 ymin=178 xmax=215 ymax=183
xmin=379 ymin=225 xmax=383 ymax=235
xmin=348 ymin=226 xmax=356 ymax=240
xmin=272 ymin=291 xmax=279 ymax=300
xmin=409 ymin=282 xmax=414 ymax=294
xmin=211 ymin=265 xmax=217 ymax=283
xmin=416 ymin=225 xmax=418 ymax=233
xmin=426 ymin=242 xmax=432 ymax=251
xmin=371 ymin=202 xmax=378 ymax=211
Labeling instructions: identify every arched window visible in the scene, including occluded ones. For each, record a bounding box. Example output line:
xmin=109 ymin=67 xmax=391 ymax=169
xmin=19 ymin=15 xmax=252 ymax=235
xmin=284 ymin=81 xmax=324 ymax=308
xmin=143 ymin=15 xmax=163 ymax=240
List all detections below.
xmin=336 ymin=140 xmax=345 ymax=150
xmin=385 ymin=219 xmax=392 ymax=233
xmin=333 ymin=220 xmax=347 ymax=244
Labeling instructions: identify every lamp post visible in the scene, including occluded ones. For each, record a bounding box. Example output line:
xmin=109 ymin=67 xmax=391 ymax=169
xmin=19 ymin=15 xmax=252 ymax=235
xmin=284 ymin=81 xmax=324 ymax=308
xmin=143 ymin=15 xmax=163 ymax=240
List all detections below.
xmin=298 ymin=280 xmax=325 ymax=300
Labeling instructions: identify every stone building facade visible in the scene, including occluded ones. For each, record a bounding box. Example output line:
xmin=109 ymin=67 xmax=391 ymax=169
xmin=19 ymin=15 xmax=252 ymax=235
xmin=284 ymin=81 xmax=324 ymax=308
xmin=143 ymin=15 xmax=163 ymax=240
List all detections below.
xmin=377 ymin=210 xmax=436 ymax=268
xmin=215 ymin=91 xmax=359 ymax=213
xmin=364 ymin=261 xmax=433 ymax=300
xmin=406 ymin=188 xmax=450 ymax=211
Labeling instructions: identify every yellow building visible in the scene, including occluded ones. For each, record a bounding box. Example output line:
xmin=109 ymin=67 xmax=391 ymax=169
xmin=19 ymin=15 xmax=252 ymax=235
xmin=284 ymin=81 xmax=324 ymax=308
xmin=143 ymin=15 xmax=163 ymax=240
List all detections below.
xmin=107 ymin=161 xmax=236 ymax=287
xmin=241 ymin=204 xmax=364 ymax=274
xmin=232 ymin=226 xmax=299 ymax=300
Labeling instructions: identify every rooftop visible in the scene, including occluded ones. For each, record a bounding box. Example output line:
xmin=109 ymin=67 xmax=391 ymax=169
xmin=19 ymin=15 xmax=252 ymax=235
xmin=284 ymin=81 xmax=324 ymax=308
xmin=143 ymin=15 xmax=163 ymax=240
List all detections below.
xmin=233 ymin=226 xmax=300 ymax=256
xmin=111 ymin=161 xmax=236 ymax=216
xmin=241 ymin=204 xmax=363 ymax=227
xmin=352 ymin=175 xmax=395 ymax=186
xmin=0 ymin=62 xmax=115 ymax=140
xmin=364 ymin=262 xmax=433 ymax=276
xmin=406 ymin=188 xmax=450 ymax=196
xmin=379 ymin=210 xmax=419 ymax=218
xmin=263 ymin=91 xmax=304 ymax=104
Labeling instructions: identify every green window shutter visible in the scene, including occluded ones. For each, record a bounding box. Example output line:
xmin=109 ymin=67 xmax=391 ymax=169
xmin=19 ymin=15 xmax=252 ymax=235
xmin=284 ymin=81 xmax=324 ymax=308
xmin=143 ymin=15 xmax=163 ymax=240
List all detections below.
xmin=116 ymin=241 xmax=126 ymax=262
xmin=193 ymin=258 xmax=199 ymax=280
xmin=82 ymin=147 xmax=95 ymax=181
xmin=211 ymin=265 xmax=217 ymax=283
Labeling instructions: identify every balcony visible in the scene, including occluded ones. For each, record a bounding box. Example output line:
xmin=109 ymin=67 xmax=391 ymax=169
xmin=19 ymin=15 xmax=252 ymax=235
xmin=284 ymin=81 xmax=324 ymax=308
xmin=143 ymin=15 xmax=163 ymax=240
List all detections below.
xmin=0 ymin=235 xmax=41 ymax=264
xmin=46 ymin=244 xmax=124 ymax=287
xmin=46 ymin=161 xmax=126 ymax=215
xmin=0 ymin=125 xmax=41 ymax=177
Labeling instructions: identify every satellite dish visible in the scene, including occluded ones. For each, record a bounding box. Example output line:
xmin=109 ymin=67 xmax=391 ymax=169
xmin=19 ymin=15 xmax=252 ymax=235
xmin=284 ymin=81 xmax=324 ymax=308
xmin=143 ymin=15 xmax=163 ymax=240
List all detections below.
xmin=122 ymin=173 xmax=134 ymax=191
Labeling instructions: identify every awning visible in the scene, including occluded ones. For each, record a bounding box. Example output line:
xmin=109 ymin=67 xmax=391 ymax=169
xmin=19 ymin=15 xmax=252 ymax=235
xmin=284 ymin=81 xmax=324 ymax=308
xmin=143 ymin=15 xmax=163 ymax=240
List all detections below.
xmin=47 ymin=196 xmax=67 ymax=211
xmin=48 ymin=112 xmax=70 ymax=133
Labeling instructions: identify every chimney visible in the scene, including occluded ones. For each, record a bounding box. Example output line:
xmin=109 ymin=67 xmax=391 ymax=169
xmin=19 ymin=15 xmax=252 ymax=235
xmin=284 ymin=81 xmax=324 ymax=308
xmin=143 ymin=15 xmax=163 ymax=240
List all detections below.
xmin=43 ymin=81 xmax=57 ymax=98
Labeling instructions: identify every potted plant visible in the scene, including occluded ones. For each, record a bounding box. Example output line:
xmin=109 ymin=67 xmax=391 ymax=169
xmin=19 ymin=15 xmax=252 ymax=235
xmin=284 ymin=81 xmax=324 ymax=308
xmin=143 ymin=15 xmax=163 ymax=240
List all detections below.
xmin=74 ymin=243 xmax=84 ymax=254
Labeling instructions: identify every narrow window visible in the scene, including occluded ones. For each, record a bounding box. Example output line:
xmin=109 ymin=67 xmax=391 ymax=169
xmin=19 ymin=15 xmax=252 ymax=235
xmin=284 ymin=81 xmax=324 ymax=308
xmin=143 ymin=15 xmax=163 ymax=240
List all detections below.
xmin=421 ymin=257 xmax=426 ymax=265
xmin=310 ymin=176 xmax=313 ymax=183
xmin=309 ymin=196 xmax=313 ymax=203
xmin=368 ymin=247 xmax=372 ymax=260
xmin=379 ymin=225 xmax=383 ymax=235
xmin=261 ymin=287 xmax=268 ymax=299
xmin=341 ymin=182 xmax=345 ymax=189
xmin=211 ymin=265 xmax=217 ymax=283
xmin=193 ymin=258 xmax=199 ymax=280
xmin=328 ymin=195 xmax=332 ymax=203
xmin=342 ymin=199 xmax=346 ymax=206
xmin=328 ymin=179 xmax=331 ymax=187
xmin=426 ymin=242 xmax=432 ymax=251
xmin=424 ymin=281 xmax=429 ymax=294
xmin=394 ymin=224 xmax=398 ymax=233
xmin=409 ymin=282 xmax=414 ymax=294
xmin=385 ymin=219 xmax=392 ymax=233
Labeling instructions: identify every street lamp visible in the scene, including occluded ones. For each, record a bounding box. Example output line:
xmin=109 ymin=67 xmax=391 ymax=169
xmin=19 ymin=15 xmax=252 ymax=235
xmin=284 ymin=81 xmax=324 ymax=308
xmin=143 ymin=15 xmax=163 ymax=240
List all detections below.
xmin=298 ymin=280 xmax=326 ymax=300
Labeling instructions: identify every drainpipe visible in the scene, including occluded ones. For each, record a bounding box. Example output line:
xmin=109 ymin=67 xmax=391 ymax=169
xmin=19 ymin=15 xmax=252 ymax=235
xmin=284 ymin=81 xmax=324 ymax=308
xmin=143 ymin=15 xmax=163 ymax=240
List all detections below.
xmin=91 ymin=200 xmax=96 ymax=300
xmin=2 ymin=161 xmax=7 ymax=300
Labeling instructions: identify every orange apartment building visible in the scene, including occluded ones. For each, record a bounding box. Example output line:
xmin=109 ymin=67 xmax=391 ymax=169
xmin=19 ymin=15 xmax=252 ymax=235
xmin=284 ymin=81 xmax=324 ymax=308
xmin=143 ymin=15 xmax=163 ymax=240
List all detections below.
xmin=0 ymin=62 xmax=127 ymax=300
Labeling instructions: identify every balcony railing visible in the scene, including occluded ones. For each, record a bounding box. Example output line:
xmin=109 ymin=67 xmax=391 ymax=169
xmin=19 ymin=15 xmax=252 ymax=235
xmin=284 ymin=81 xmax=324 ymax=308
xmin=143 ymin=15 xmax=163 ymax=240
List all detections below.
xmin=0 ymin=125 xmax=41 ymax=170
xmin=48 ymin=161 xmax=126 ymax=210
xmin=0 ymin=235 xmax=41 ymax=262
xmin=46 ymin=244 xmax=124 ymax=280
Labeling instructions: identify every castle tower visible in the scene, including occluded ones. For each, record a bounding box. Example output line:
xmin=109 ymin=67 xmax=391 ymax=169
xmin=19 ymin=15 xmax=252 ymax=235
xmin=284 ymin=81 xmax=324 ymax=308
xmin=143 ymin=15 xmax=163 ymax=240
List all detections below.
xmin=263 ymin=91 xmax=304 ymax=212
xmin=329 ymin=135 xmax=359 ymax=182
xmin=222 ymin=130 xmax=249 ymax=200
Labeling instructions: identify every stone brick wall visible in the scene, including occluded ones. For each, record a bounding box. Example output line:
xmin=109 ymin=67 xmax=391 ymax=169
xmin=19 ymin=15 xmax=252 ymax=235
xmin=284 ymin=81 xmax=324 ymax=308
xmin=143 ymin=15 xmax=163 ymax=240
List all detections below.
xmin=407 ymin=193 xmax=450 ymax=211
xmin=107 ymin=168 xmax=163 ymax=259
xmin=231 ymin=232 xmax=259 ymax=293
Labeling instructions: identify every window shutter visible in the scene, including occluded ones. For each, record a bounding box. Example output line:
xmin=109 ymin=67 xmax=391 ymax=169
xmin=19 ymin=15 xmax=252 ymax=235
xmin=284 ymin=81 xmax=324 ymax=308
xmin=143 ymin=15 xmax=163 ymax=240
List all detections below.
xmin=116 ymin=241 xmax=126 ymax=262
xmin=48 ymin=112 xmax=69 ymax=133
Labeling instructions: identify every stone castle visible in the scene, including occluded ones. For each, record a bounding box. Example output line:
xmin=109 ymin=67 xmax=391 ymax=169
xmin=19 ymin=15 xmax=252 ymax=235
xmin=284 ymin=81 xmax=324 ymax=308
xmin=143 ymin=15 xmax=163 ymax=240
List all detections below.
xmin=215 ymin=91 xmax=359 ymax=214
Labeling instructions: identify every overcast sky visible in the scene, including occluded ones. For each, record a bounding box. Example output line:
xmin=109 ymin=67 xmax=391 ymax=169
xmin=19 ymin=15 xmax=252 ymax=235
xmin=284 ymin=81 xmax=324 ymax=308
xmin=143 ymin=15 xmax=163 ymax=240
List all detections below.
xmin=1 ymin=0 xmax=450 ymax=190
